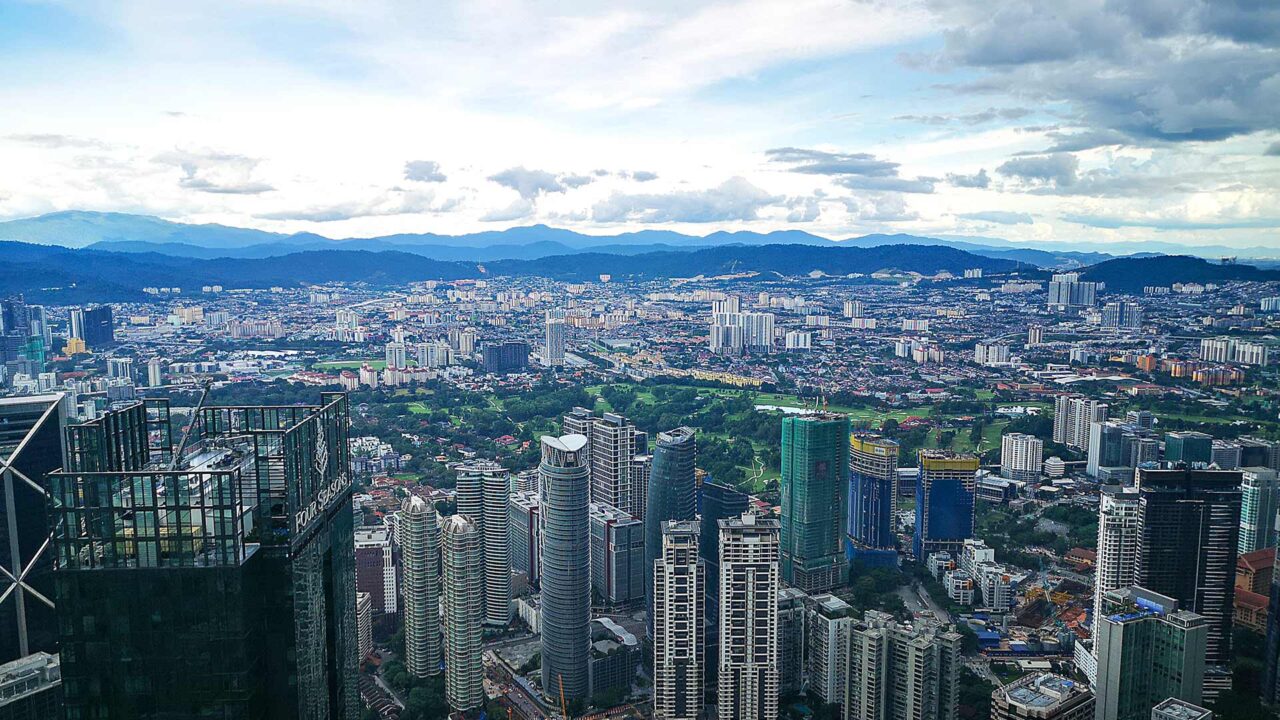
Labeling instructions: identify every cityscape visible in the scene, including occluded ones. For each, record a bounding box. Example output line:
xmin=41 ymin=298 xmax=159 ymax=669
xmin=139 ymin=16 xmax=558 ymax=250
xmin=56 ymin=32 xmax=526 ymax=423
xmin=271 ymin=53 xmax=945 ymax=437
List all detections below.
xmin=1 ymin=2 xmax=1279 ymax=720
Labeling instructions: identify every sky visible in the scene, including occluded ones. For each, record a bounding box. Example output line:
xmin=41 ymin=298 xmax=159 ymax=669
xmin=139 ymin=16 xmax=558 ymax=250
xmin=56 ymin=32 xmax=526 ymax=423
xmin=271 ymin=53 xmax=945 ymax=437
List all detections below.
xmin=0 ymin=0 xmax=1278 ymax=249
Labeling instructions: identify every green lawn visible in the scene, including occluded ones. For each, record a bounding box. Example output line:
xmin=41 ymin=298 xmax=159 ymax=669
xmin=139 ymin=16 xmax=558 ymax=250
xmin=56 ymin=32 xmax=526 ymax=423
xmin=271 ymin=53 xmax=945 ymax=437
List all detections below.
xmin=314 ymin=359 xmax=385 ymax=370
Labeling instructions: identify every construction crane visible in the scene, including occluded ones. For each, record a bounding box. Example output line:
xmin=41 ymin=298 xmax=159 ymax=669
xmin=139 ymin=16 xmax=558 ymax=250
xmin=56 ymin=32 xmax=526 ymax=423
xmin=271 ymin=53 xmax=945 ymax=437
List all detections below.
xmin=558 ymin=674 xmax=570 ymax=720
xmin=170 ymin=378 xmax=212 ymax=470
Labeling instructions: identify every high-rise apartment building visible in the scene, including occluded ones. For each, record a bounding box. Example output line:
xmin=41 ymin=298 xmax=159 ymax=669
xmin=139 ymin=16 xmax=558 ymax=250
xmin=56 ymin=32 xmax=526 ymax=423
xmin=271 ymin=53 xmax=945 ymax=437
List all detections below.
xmin=1134 ymin=468 xmax=1242 ymax=669
xmin=539 ymin=433 xmax=592 ymax=703
xmin=914 ymin=451 xmax=979 ymax=559
xmin=0 ymin=395 xmax=65 ymax=664
xmin=841 ymin=609 xmax=962 ymax=720
xmin=652 ymin=520 xmax=704 ymax=720
xmin=1240 ymin=467 xmax=1279 ymax=554
xmin=1093 ymin=488 xmax=1141 ymax=643
xmin=1093 ymin=587 xmax=1206 ymax=720
xmin=441 ymin=514 xmax=484 ymax=713
xmin=545 ymin=311 xmax=567 ymax=367
xmin=1047 ymin=273 xmax=1099 ymax=308
xmin=780 ymin=413 xmax=850 ymax=592
xmin=699 ymin=480 xmax=750 ymax=698
xmin=847 ymin=434 xmax=900 ymax=564
xmin=1101 ymin=301 xmax=1143 ymax=329
xmin=646 ymin=428 xmax=698 ymax=628
xmin=384 ymin=341 xmax=407 ymax=369
xmin=1053 ymin=396 xmax=1108 ymax=451
xmin=481 ymin=340 xmax=530 ymax=373
xmin=455 ymin=460 xmax=512 ymax=625
xmin=400 ymin=496 xmax=442 ymax=677
xmin=717 ymin=513 xmax=780 ymax=720
xmin=1001 ymin=433 xmax=1044 ymax=481
xmin=592 ymin=412 xmax=639 ymax=516
xmin=805 ymin=594 xmax=853 ymax=707
xmin=51 ymin=392 xmax=360 ymax=719
xmin=590 ymin=501 xmax=646 ymax=608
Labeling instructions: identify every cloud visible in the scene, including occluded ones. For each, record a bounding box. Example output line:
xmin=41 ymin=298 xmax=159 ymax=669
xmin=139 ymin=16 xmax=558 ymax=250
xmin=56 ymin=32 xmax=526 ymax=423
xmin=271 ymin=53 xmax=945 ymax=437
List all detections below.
xmin=560 ymin=173 xmax=593 ymax=189
xmin=153 ymin=149 xmax=275 ymax=195
xmin=480 ymin=198 xmax=536 ymax=222
xmin=959 ymin=210 xmax=1034 ymax=225
xmin=840 ymin=194 xmax=917 ymax=223
xmin=930 ymin=0 xmax=1280 ymax=144
xmin=1266 ymin=142 xmax=1280 ymax=157
xmin=591 ymin=177 xmax=781 ymax=223
xmin=404 ymin=160 xmax=447 ymax=182
xmin=996 ymin=153 xmax=1079 ymax=188
xmin=1062 ymin=213 xmax=1280 ymax=231
xmin=1033 ymin=129 xmax=1133 ymax=154
xmin=945 ymin=169 xmax=990 ymax=188
xmin=836 ymin=175 xmax=935 ymax=194
xmin=487 ymin=167 xmax=594 ymax=198
xmin=257 ymin=189 xmax=453 ymax=222
xmin=7 ymin=133 xmax=114 ymax=150
xmin=766 ymin=147 xmax=900 ymax=176
xmin=629 ymin=170 xmax=659 ymax=182
xmin=895 ymin=107 xmax=1031 ymax=125
xmin=785 ymin=195 xmax=822 ymax=223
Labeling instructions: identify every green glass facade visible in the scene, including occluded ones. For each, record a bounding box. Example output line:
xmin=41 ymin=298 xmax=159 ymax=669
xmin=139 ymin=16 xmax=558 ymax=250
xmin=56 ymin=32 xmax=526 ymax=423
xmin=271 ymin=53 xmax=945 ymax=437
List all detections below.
xmin=780 ymin=413 xmax=850 ymax=592
xmin=51 ymin=393 xmax=358 ymax=720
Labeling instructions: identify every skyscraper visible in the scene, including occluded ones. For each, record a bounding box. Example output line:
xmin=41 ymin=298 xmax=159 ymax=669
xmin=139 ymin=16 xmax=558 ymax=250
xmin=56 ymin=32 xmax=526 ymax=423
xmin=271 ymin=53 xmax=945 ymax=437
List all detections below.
xmin=841 ymin=609 xmax=963 ymax=720
xmin=1164 ymin=432 xmax=1213 ymax=467
xmin=1134 ymin=468 xmax=1242 ymax=670
xmin=653 ymin=520 xmax=704 ymax=720
xmin=455 ymin=460 xmax=512 ymax=626
xmin=1001 ymin=433 xmax=1043 ymax=481
xmin=545 ymin=310 xmax=566 ymax=367
xmin=847 ymin=434 xmax=899 ymax=565
xmin=79 ymin=305 xmax=114 ymax=349
xmin=1093 ymin=587 xmax=1206 ymax=720
xmin=1239 ymin=467 xmax=1279 ymax=554
xmin=717 ymin=512 xmax=780 ymax=720
xmin=914 ymin=450 xmax=979 ymax=559
xmin=401 ymin=495 xmax=442 ymax=677
xmin=1093 ymin=487 xmax=1140 ymax=641
xmin=509 ymin=490 xmax=541 ymax=586
xmin=52 ymin=392 xmax=360 ymax=718
xmin=354 ymin=527 xmax=397 ymax=617
xmin=539 ymin=433 xmax=592 ymax=703
xmin=1053 ymin=396 xmax=1108 ymax=451
xmin=647 ymin=428 xmax=698 ymax=628
xmin=0 ymin=395 xmax=65 ymax=664
xmin=592 ymin=412 xmax=638 ymax=516
xmin=441 ymin=514 xmax=484 ymax=713
xmin=590 ymin=501 xmax=646 ymax=608
xmin=780 ymin=413 xmax=850 ymax=592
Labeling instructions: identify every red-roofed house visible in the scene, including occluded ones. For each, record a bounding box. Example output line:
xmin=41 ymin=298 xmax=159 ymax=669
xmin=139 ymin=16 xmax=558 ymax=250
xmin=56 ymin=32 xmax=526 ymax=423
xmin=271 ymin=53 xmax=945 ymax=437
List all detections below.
xmin=1237 ymin=548 xmax=1276 ymax=594
xmin=1235 ymin=588 xmax=1270 ymax=634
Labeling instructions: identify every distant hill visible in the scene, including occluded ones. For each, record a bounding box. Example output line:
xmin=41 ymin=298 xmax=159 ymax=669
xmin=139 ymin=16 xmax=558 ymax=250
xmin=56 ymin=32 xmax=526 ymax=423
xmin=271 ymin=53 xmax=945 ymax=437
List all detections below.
xmin=0 ymin=240 xmax=1019 ymax=302
xmin=1081 ymin=255 xmax=1280 ymax=292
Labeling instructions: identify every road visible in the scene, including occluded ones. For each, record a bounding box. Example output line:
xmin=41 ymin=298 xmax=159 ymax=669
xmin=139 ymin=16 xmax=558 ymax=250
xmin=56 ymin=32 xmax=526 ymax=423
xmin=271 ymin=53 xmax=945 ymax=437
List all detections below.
xmin=896 ymin=582 xmax=952 ymax=625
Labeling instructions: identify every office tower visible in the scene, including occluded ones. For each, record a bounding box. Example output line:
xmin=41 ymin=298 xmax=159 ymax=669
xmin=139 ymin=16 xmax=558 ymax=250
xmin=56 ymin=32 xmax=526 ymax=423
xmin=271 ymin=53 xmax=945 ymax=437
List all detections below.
xmin=914 ymin=450 xmax=979 ymax=559
xmin=1094 ymin=488 xmax=1141 ymax=636
xmin=539 ymin=433 xmax=592 ymax=703
xmin=1134 ymin=468 xmax=1242 ymax=669
xmin=52 ymin=392 xmax=360 ymax=718
xmin=1240 ymin=437 xmax=1280 ymax=471
xmin=1209 ymin=441 xmax=1241 ymax=470
xmin=1101 ymin=301 xmax=1143 ymax=329
xmin=68 ymin=307 xmax=84 ymax=340
xmin=384 ymin=341 xmax=407 ymax=369
xmin=647 ymin=428 xmax=698 ymax=627
xmin=401 ymin=496 xmax=442 ymax=677
xmin=509 ymin=490 xmax=541 ymax=586
xmin=545 ymin=311 xmax=567 ymax=367
xmin=1164 ymin=432 xmax=1213 ymax=466
xmin=1028 ymin=324 xmax=1044 ymax=347
xmin=147 ymin=356 xmax=164 ymax=386
xmin=780 ymin=413 xmax=850 ymax=592
xmin=1001 ymin=433 xmax=1044 ymax=481
xmin=841 ymin=609 xmax=962 ymax=720
xmin=590 ymin=502 xmax=646 ymax=607
xmin=356 ymin=591 xmax=373 ymax=660
xmin=1239 ymin=468 xmax=1279 ymax=554
xmin=455 ymin=460 xmax=512 ymax=625
xmin=653 ymin=520 xmax=704 ymax=720
xmin=631 ymin=453 xmax=652 ymax=521
xmin=847 ymin=434 xmax=900 ymax=564
xmin=1047 ymin=272 xmax=1099 ymax=308
xmin=1094 ymin=587 xmax=1206 ymax=720
xmin=1054 ymin=396 xmax=1108 ymax=451
xmin=355 ymin=527 xmax=397 ymax=616
xmin=588 ymin=412 xmax=636 ymax=516
xmin=1150 ymin=699 xmax=1212 ymax=720
xmin=1088 ymin=421 xmax=1155 ymax=480
xmin=992 ymin=673 xmax=1094 ymax=720
xmin=481 ymin=340 xmax=529 ymax=372
xmin=717 ymin=512 xmax=780 ymax=720
xmin=1125 ymin=410 xmax=1155 ymax=431
xmin=0 ymin=652 xmax=62 ymax=719
xmin=805 ymin=594 xmax=853 ymax=707
xmin=80 ymin=305 xmax=114 ymax=348
xmin=0 ymin=395 xmax=65 ymax=664
xmin=441 ymin=514 xmax=484 ymax=713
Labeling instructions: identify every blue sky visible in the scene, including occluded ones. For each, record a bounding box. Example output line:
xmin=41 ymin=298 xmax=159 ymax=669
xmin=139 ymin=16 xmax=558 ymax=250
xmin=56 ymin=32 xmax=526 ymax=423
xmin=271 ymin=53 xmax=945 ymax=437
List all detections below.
xmin=0 ymin=0 xmax=1277 ymax=250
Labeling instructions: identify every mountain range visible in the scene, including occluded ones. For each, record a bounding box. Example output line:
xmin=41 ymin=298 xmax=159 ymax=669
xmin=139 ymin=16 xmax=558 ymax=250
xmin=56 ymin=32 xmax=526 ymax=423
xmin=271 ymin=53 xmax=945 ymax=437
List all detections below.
xmin=0 ymin=211 xmax=1146 ymax=269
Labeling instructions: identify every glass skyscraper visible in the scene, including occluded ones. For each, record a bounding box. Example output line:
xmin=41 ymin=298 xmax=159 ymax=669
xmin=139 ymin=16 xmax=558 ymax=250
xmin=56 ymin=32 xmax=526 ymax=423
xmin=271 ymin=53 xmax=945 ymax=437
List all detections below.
xmin=51 ymin=392 xmax=359 ymax=719
xmin=645 ymin=427 xmax=697 ymax=628
xmin=913 ymin=450 xmax=979 ymax=559
xmin=780 ymin=413 xmax=850 ymax=592
xmin=538 ymin=433 xmax=592 ymax=703
xmin=847 ymin=434 xmax=899 ymax=567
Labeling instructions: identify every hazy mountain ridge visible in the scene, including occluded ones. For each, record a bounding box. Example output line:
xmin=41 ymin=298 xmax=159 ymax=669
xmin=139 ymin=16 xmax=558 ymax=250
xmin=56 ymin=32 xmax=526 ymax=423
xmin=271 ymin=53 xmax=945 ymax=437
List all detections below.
xmin=1081 ymin=255 xmax=1280 ymax=292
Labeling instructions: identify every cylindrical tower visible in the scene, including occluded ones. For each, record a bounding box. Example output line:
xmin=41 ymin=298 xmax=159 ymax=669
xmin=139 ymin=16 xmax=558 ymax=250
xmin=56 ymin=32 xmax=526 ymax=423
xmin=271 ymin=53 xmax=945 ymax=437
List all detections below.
xmin=442 ymin=513 xmax=484 ymax=712
xmin=400 ymin=496 xmax=442 ymax=677
xmin=538 ymin=433 xmax=591 ymax=703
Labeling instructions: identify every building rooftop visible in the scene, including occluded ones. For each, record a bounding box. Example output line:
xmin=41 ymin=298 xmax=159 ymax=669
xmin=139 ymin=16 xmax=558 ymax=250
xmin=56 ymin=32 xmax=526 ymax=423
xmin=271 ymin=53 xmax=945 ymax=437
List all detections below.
xmin=1003 ymin=673 xmax=1086 ymax=710
xmin=1151 ymin=697 xmax=1213 ymax=720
